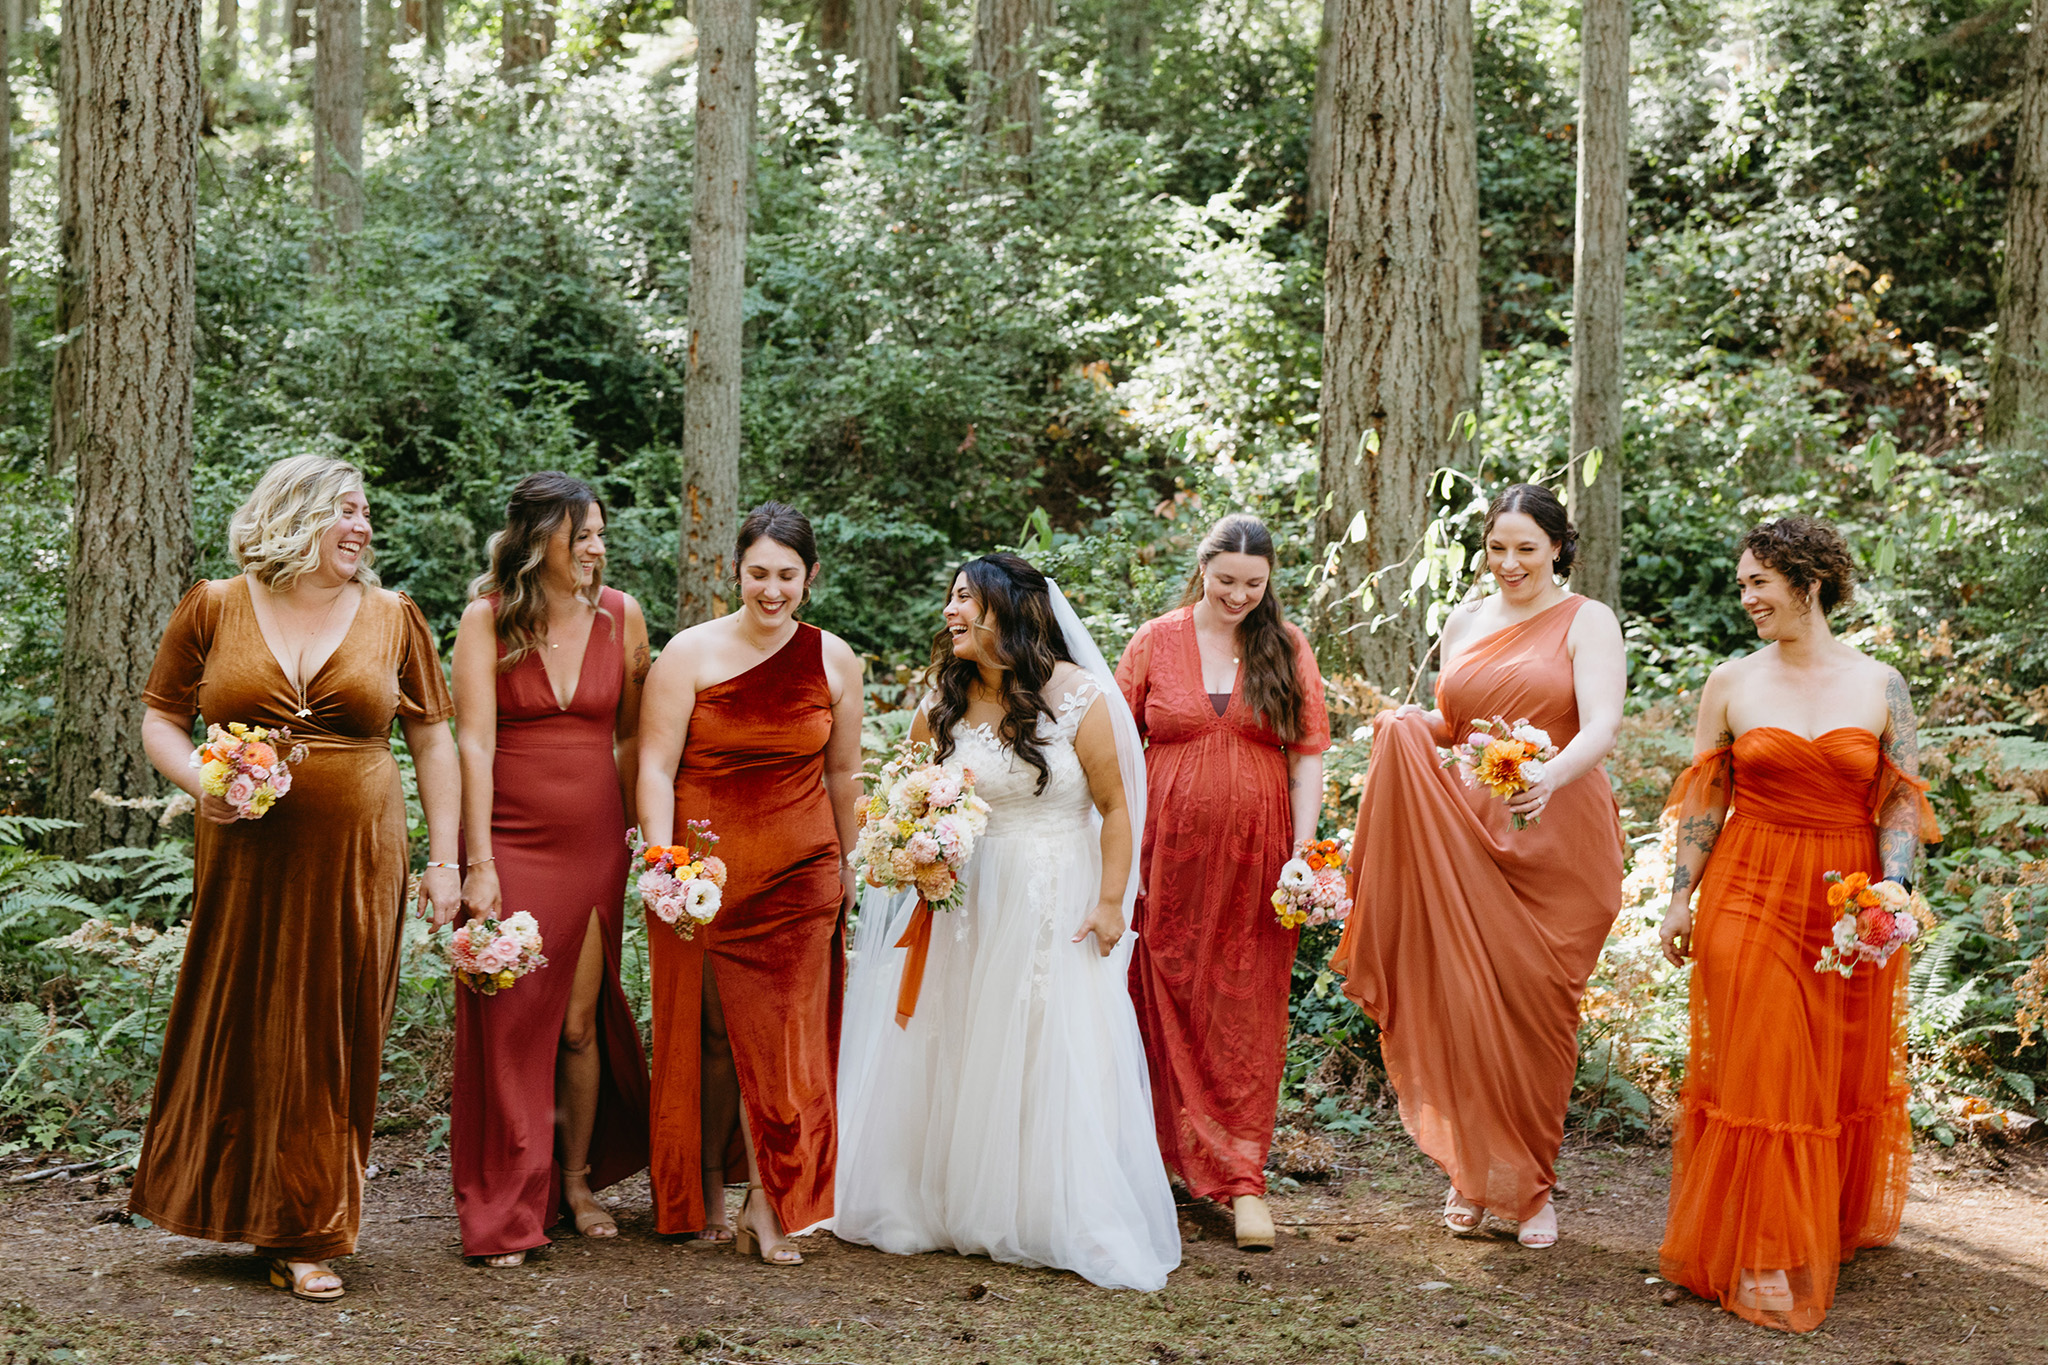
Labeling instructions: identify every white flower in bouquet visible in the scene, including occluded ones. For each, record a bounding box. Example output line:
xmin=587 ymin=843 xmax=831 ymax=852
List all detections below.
xmin=1517 ymin=758 xmax=1547 ymax=785
xmin=1278 ymin=859 xmax=1315 ymax=893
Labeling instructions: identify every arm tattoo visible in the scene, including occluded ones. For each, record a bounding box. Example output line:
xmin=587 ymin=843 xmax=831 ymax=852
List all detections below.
xmin=1673 ymin=864 xmax=1692 ymax=895
xmin=1878 ymin=668 xmax=1922 ymax=882
xmin=1671 ymin=812 xmax=1723 ymax=897
xmin=1879 ymin=827 xmax=1918 ymax=885
xmin=1715 ymin=727 xmax=1734 ymax=748
xmin=1881 ymin=669 xmax=1918 ymax=774
xmin=632 ymin=643 xmax=651 ymax=685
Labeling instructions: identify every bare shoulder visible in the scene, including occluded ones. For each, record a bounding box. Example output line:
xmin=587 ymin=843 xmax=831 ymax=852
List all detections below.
xmin=458 ymin=596 xmax=496 ymax=629
xmin=617 ymin=591 xmax=647 ymax=627
xmin=816 ymin=626 xmax=863 ymax=674
xmin=1568 ymin=594 xmax=1621 ymax=634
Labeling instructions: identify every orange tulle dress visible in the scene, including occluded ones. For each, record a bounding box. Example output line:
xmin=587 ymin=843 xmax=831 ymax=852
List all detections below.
xmin=1329 ymin=596 xmax=1623 ymax=1222
xmin=1659 ymin=727 xmax=1939 ymax=1332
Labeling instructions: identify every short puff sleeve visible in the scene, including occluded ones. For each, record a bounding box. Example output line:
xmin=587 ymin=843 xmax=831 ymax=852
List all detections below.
xmin=142 ymin=581 xmax=227 ymax=715
xmin=393 ymin=592 xmax=454 ymax=724
xmin=1114 ymin=617 xmax=1159 ymax=743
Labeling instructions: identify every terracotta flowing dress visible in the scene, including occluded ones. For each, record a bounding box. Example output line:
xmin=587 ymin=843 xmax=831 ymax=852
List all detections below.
xmin=647 ymin=623 xmax=843 ymax=1236
xmin=1659 ymin=728 xmax=1939 ymax=1332
xmin=130 ymin=578 xmax=453 ymax=1258
xmin=1329 ymin=596 xmax=1623 ymax=1222
xmin=450 ymin=588 xmax=651 ymax=1258
xmin=1116 ymin=608 xmax=1330 ymax=1200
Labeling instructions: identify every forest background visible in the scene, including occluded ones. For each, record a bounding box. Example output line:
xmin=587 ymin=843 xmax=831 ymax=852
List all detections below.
xmin=0 ymin=0 xmax=2046 ymax=1176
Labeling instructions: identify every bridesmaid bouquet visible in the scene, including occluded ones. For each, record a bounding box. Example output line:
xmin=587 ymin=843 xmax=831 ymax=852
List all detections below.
xmin=1813 ymin=871 xmax=1920 ymax=978
xmin=851 ymin=741 xmax=992 ymax=911
xmin=1272 ymin=836 xmax=1353 ymax=930
xmin=450 ymin=911 xmax=548 ymax=994
xmin=629 ymin=822 xmax=729 ymax=939
xmin=190 ymin=722 xmax=308 ymax=819
xmin=1449 ymin=717 xmax=1557 ymax=829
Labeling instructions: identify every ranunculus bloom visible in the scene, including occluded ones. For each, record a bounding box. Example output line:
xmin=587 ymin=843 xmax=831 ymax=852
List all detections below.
xmin=1871 ymin=879 xmax=1911 ymax=911
xmin=685 ymin=879 xmax=721 ymax=922
xmin=1856 ymin=905 xmax=1896 ymax=949
xmin=700 ymin=855 xmax=728 ymax=888
xmin=905 ymin=830 xmax=941 ymax=864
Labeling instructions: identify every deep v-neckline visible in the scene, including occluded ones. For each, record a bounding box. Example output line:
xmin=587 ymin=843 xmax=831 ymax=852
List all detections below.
xmin=242 ymin=576 xmax=367 ymax=713
xmin=1179 ymin=610 xmax=1239 ymax=717
xmin=537 ymin=604 xmax=601 ymax=712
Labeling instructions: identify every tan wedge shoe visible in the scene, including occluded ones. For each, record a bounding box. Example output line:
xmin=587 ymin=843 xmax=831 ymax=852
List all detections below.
xmin=1233 ymin=1194 xmax=1275 ymax=1251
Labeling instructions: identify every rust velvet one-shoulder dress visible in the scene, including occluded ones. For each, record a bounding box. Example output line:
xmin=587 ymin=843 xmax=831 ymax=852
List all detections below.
xmin=1659 ymin=727 xmax=1939 ymax=1331
xmin=1329 ymin=595 xmax=1624 ymax=1223
xmin=450 ymin=587 xmax=650 ymax=1258
xmin=646 ymin=624 xmax=844 ymax=1236
xmin=130 ymin=577 xmax=453 ymax=1259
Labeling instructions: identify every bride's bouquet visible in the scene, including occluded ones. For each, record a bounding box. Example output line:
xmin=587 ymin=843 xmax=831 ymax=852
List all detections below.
xmin=1272 ymin=836 xmax=1353 ymax=930
xmin=852 ymin=739 xmax=992 ymax=1026
xmin=1448 ymin=717 xmax=1557 ymax=829
xmin=450 ymin=912 xmax=547 ymax=995
xmin=629 ymin=821 xmax=729 ymax=938
xmin=191 ymin=722 xmax=308 ymax=819
xmin=1813 ymin=870 xmax=1920 ymax=978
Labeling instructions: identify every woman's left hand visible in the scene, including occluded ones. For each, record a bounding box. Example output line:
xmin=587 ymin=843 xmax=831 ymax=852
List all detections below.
xmin=1507 ymin=772 xmax=1560 ymax=823
xmin=839 ymin=862 xmax=859 ymax=916
xmin=1073 ymin=898 xmax=1126 ymax=957
xmin=417 ymin=865 xmax=461 ymax=926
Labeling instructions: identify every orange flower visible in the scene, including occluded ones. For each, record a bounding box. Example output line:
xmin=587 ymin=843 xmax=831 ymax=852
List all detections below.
xmin=1827 ymin=881 xmax=1851 ymax=908
xmin=643 ymin=846 xmax=666 ymax=865
xmin=1473 ymin=742 xmax=1529 ymax=797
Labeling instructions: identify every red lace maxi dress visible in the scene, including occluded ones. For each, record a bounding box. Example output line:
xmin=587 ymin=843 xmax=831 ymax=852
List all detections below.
xmin=646 ymin=623 xmax=844 ymax=1236
xmin=450 ymin=587 xmax=651 ymax=1258
xmin=1660 ymin=727 xmax=1939 ymax=1332
xmin=1116 ymin=607 xmax=1330 ymax=1200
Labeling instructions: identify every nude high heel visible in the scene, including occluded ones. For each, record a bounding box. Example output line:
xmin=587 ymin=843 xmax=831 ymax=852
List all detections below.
xmin=734 ymin=1182 xmax=803 ymax=1265
xmin=1232 ymin=1194 xmax=1275 ymax=1251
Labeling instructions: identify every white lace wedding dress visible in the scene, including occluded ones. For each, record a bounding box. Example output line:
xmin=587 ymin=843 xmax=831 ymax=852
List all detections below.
xmin=834 ymin=674 xmax=1182 ymax=1291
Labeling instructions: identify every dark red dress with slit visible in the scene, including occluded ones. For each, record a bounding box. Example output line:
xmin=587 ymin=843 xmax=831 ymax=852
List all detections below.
xmin=646 ymin=623 xmax=844 ymax=1236
xmin=450 ymin=588 xmax=651 ymax=1258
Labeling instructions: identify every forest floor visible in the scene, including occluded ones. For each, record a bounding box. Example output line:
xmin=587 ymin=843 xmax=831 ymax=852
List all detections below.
xmin=2 ymin=1129 xmax=2045 ymax=1365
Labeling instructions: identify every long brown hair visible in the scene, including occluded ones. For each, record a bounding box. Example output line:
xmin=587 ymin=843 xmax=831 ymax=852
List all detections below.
xmin=1180 ymin=513 xmax=1304 ymax=743
xmin=926 ymin=554 xmax=1074 ymax=794
xmin=468 ymin=472 xmax=605 ymax=671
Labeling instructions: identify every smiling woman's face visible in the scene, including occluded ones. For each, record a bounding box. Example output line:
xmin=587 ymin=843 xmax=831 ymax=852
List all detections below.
xmin=941 ymin=574 xmax=998 ymax=664
xmin=319 ymin=490 xmax=372 ymax=583
xmin=1735 ymin=549 xmax=1807 ymax=639
xmin=738 ymin=537 xmax=811 ymax=626
xmin=1200 ymin=551 xmax=1270 ymax=627
xmin=544 ymin=503 xmax=605 ymax=590
xmin=1484 ymin=510 xmax=1559 ymax=600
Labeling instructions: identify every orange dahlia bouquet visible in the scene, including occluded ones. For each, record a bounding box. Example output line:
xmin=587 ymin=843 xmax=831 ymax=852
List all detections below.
xmin=1448 ymin=717 xmax=1557 ymax=829
xmin=1271 ymin=835 xmax=1353 ymax=930
xmin=1813 ymin=870 xmax=1919 ymax=978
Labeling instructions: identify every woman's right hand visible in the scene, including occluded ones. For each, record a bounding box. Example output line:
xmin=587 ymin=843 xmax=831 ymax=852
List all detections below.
xmin=460 ymin=862 xmax=502 ymax=926
xmin=1391 ymin=704 xmax=1449 ymax=746
xmin=196 ymin=792 xmax=243 ymax=825
xmin=1658 ymin=899 xmax=1694 ymax=967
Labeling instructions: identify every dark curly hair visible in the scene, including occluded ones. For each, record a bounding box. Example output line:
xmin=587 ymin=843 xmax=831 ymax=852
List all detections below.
xmin=1483 ymin=483 xmax=1578 ymax=579
xmin=926 ymin=554 xmax=1074 ymax=795
xmin=1738 ymin=516 xmax=1857 ymax=615
xmin=1178 ymin=514 xmax=1306 ymax=743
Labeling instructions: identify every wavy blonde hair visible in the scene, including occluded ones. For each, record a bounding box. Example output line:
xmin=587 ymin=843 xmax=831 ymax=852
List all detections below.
xmin=228 ymin=454 xmax=380 ymax=591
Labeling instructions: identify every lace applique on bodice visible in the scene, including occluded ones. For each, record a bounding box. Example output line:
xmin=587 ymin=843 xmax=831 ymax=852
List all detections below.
xmin=947 ymin=673 xmax=1104 ymax=843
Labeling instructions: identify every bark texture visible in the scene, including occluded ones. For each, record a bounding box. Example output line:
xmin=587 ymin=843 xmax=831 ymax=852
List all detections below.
xmin=51 ymin=0 xmax=89 ymax=471
xmin=501 ymin=0 xmax=553 ymax=77
xmin=1315 ymin=0 xmax=1480 ymax=688
xmin=311 ymin=0 xmax=364 ymax=263
xmin=1307 ymin=0 xmax=1338 ymax=224
xmin=971 ymin=0 xmax=1050 ymax=158
xmin=1990 ymin=0 xmax=2048 ymax=448
xmin=1565 ymin=0 xmax=1627 ymax=609
xmin=52 ymin=0 xmax=200 ymax=852
xmin=817 ymin=0 xmax=847 ymax=51
xmin=853 ymin=0 xmax=898 ymax=121
xmin=213 ymin=0 xmax=237 ymax=76
xmin=677 ymin=0 xmax=755 ymax=628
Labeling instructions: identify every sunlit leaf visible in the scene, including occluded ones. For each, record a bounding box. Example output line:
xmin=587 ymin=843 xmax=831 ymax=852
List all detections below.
xmin=1582 ymin=446 xmax=1603 ymax=487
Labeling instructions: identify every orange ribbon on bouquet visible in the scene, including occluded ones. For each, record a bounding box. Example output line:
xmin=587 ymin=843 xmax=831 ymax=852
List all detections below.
xmin=893 ymin=897 xmax=934 ymax=1028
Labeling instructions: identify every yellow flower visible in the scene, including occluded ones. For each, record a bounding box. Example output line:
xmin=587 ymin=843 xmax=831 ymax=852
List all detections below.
xmin=495 ymin=970 xmax=516 ymax=988
xmin=247 ymin=787 xmax=277 ymax=815
xmin=199 ymin=759 xmax=232 ymax=795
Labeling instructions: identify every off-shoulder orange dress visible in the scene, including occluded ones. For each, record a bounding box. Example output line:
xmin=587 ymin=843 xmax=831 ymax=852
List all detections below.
xmin=130 ymin=578 xmax=453 ymax=1259
xmin=1329 ymin=596 xmax=1623 ymax=1222
xmin=1116 ymin=608 xmax=1331 ymax=1201
xmin=646 ymin=624 xmax=844 ymax=1236
xmin=1660 ymin=727 xmax=1939 ymax=1332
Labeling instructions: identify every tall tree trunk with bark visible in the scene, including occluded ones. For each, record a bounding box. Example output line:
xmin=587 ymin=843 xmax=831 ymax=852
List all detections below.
xmin=311 ymin=0 xmax=363 ymax=270
xmin=52 ymin=0 xmax=200 ymax=853
xmin=1307 ymin=0 xmax=1338 ymax=223
xmin=501 ymin=0 xmax=553 ymax=77
xmin=1315 ymin=0 xmax=1480 ymax=688
xmin=1565 ymin=0 xmax=1627 ymax=609
xmin=853 ymin=0 xmax=897 ymax=121
xmin=421 ymin=0 xmax=442 ymax=52
xmin=677 ymin=0 xmax=755 ymax=628
xmin=1991 ymin=0 xmax=2048 ymax=448
xmin=50 ymin=0 xmax=89 ymax=472
xmin=0 ymin=0 xmax=13 ymax=405
xmin=258 ymin=0 xmax=274 ymax=47
xmin=817 ymin=0 xmax=847 ymax=51
xmin=290 ymin=0 xmax=310 ymax=49
xmin=971 ymin=0 xmax=1049 ymax=158
xmin=213 ymin=0 xmax=237 ymax=78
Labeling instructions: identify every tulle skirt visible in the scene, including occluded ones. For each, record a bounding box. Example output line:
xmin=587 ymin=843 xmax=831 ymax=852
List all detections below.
xmin=834 ymin=829 xmax=1182 ymax=1291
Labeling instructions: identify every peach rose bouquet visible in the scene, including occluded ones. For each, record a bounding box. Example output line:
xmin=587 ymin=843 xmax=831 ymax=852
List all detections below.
xmin=850 ymin=740 xmax=991 ymax=913
xmin=190 ymin=722 xmax=308 ymax=819
xmin=1272 ymin=836 xmax=1353 ymax=930
xmin=450 ymin=911 xmax=548 ymax=995
xmin=1813 ymin=870 xmax=1919 ymax=978
xmin=629 ymin=820 xmax=729 ymax=938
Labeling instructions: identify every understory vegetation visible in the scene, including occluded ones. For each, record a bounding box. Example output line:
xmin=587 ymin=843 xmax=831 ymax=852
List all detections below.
xmin=3 ymin=0 xmax=2046 ymax=1166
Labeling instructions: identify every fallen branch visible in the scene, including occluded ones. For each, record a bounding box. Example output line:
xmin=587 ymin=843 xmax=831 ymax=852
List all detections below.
xmin=6 ymin=1154 xmax=122 ymax=1184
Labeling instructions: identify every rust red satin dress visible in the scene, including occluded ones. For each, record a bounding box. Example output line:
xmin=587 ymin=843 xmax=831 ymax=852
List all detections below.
xmin=130 ymin=578 xmax=452 ymax=1258
xmin=450 ymin=588 xmax=651 ymax=1258
xmin=1660 ymin=728 xmax=1938 ymax=1331
xmin=1330 ymin=596 xmax=1623 ymax=1222
xmin=647 ymin=623 xmax=843 ymax=1236
xmin=1117 ymin=608 xmax=1330 ymax=1200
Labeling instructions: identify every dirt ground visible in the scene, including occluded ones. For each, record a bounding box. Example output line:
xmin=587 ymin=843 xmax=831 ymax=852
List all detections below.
xmin=3 ymin=1130 xmax=2045 ymax=1365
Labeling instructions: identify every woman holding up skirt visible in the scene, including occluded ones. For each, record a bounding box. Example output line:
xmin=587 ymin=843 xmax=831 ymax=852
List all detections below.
xmin=448 ymin=473 xmax=652 ymax=1267
xmin=1329 ymin=483 xmax=1625 ymax=1250
xmin=1656 ymin=517 xmax=1937 ymax=1331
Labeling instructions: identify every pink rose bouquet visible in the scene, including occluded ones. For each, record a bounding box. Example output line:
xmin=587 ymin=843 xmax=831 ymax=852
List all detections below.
xmin=190 ymin=722 xmax=308 ymax=819
xmin=628 ymin=820 xmax=729 ymax=939
xmin=1271 ymin=835 xmax=1353 ymax=930
xmin=450 ymin=911 xmax=547 ymax=994
xmin=1813 ymin=871 xmax=1920 ymax=978
xmin=850 ymin=739 xmax=990 ymax=913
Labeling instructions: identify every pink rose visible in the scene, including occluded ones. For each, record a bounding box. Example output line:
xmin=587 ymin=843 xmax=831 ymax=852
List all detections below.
xmin=905 ymin=830 xmax=941 ymax=864
xmin=700 ymin=855 xmax=728 ymax=888
xmin=272 ymin=768 xmax=292 ymax=795
xmin=225 ymin=774 xmax=257 ymax=808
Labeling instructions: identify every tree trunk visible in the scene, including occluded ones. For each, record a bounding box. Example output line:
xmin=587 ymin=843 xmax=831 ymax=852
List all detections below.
xmin=258 ymin=0 xmax=274 ymax=47
xmin=52 ymin=0 xmax=200 ymax=853
xmin=971 ymin=0 xmax=1050 ymax=158
xmin=677 ymin=0 xmax=755 ymax=628
xmin=290 ymin=0 xmax=310 ymax=49
xmin=501 ymin=0 xmax=554 ymax=78
xmin=1314 ymin=0 xmax=1480 ymax=689
xmin=853 ymin=0 xmax=897 ymax=121
xmin=311 ymin=0 xmax=364 ymax=269
xmin=1565 ymin=0 xmax=1627 ymax=609
xmin=0 ymin=0 xmax=13 ymax=404
xmin=817 ymin=0 xmax=847 ymax=51
xmin=212 ymin=0 xmax=237 ymax=78
xmin=421 ymin=0 xmax=441 ymax=53
xmin=1307 ymin=0 xmax=1338 ymax=223
xmin=901 ymin=0 xmax=921 ymax=96
xmin=1990 ymin=0 xmax=2048 ymax=448
xmin=50 ymin=0 xmax=89 ymax=472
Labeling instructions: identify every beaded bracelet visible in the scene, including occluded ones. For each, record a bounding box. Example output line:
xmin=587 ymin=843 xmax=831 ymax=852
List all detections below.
xmin=425 ymin=860 xmax=459 ymax=871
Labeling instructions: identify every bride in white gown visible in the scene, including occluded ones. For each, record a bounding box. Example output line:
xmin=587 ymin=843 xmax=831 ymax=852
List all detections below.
xmin=835 ymin=553 xmax=1181 ymax=1292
